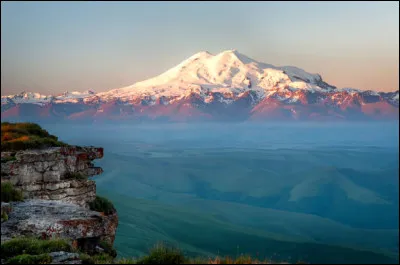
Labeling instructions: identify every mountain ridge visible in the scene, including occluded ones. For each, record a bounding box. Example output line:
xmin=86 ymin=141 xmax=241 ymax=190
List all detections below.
xmin=2 ymin=50 xmax=399 ymax=122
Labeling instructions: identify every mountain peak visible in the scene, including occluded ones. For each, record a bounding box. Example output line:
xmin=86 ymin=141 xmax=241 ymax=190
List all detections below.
xmin=95 ymin=49 xmax=352 ymax=101
xmin=216 ymin=49 xmax=255 ymax=65
xmin=2 ymin=48 xmax=399 ymax=121
xmin=222 ymin=49 xmax=238 ymax=53
xmin=188 ymin=51 xmax=212 ymax=60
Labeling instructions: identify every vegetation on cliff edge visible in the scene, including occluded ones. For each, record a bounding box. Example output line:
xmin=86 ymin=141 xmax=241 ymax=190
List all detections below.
xmin=1 ymin=182 xmax=23 ymax=202
xmin=1 ymin=238 xmax=291 ymax=264
xmin=1 ymin=211 xmax=9 ymax=222
xmin=0 ymin=237 xmax=72 ymax=260
xmin=79 ymin=243 xmax=285 ymax=264
xmin=6 ymin=253 xmax=53 ymax=264
xmin=1 ymin=122 xmax=67 ymax=151
xmin=89 ymin=196 xmax=116 ymax=215
xmin=96 ymin=243 xmax=289 ymax=264
xmin=65 ymin=171 xmax=87 ymax=180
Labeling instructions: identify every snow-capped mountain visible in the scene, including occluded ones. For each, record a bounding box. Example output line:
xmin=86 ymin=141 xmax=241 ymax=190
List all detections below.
xmin=53 ymin=90 xmax=96 ymax=103
xmin=95 ymin=49 xmax=336 ymax=103
xmin=2 ymin=91 xmax=53 ymax=106
xmin=1 ymin=50 xmax=399 ymax=122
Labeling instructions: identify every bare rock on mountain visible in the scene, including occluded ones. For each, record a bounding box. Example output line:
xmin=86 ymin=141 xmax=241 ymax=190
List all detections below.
xmin=1 ymin=200 xmax=118 ymax=250
xmin=1 ymin=146 xmax=103 ymax=207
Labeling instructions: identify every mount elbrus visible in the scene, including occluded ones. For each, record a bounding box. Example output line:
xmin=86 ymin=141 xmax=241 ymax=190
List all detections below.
xmin=2 ymin=50 xmax=398 ymax=122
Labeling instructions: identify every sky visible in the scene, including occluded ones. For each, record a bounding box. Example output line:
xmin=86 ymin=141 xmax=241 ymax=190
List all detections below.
xmin=1 ymin=1 xmax=399 ymax=96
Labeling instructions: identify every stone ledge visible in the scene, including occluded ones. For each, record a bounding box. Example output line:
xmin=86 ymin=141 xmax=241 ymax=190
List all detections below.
xmin=1 ymin=200 xmax=118 ymax=249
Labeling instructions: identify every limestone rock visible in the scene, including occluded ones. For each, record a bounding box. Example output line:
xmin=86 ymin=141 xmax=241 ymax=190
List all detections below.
xmin=1 ymin=203 xmax=12 ymax=216
xmin=1 ymin=144 xmax=118 ymax=259
xmin=1 ymin=200 xmax=118 ymax=249
xmin=1 ymin=146 xmax=104 ymax=207
xmin=49 ymin=251 xmax=80 ymax=264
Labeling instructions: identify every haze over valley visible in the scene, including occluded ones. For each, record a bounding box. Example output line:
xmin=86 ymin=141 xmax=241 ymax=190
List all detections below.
xmin=42 ymin=122 xmax=400 ymax=263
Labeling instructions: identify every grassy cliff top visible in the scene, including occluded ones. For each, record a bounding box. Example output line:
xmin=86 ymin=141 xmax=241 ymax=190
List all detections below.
xmin=0 ymin=238 xmax=288 ymax=264
xmin=1 ymin=122 xmax=67 ymax=151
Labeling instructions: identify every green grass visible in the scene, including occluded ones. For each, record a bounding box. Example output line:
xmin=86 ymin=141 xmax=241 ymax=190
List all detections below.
xmin=4 ymin=238 xmax=393 ymax=264
xmin=1 ymin=238 xmax=283 ymax=265
xmin=0 ymin=237 xmax=72 ymax=260
xmin=135 ymin=243 xmax=186 ymax=264
xmin=80 ymin=253 xmax=115 ymax=264
xmin=65 ymin=172 xmax=87 ymax=180
xmin=89 ymin=196 xmax=116 ymax=215
xmin=1 ymin=122 xmax=68 ymax=151
xmin=1 ymin=182 xmax=23 ymax=202
xmin=6 ymin=253 xmax=52 ymax=264
xmin=116 ymin=257 xmax=137 ymax=264
xmin=79 ymin=253 xmax=95 ymax=264
xmin=99 ymin=240 xmax=117 ymax=257
xmin=89 ymin=244 xmax=285 ymax=264
xmin=1 ymin=211 xmax=9 ymax=222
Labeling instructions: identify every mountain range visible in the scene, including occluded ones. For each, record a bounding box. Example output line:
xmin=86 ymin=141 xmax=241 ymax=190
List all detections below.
xmin=2 ymin=50 xmax=399 ymax=122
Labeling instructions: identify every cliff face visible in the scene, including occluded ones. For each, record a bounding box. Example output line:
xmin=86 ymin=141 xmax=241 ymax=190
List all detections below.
xmin=1 ymin=144 xmax=118 ymax=257
xmin=1 ymin=200 xmax=118 ymax=249
xmin=1 ymin=146 xmax=103 ymax=207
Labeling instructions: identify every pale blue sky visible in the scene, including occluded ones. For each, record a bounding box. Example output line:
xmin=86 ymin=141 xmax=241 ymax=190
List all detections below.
xmin=1 ymin=1 xmax=399 ymax=95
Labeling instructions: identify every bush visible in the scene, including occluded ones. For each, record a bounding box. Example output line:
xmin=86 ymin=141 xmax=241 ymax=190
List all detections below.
xmin=80 ymin=253 xmax=114 ymax=264
xmin=1 ymin=136 xmax=67 ymax=151
xmin=99 ymin=240 xmax=117 ymax=258
xmin=6 ymin=253 xmax=52 ymax=264
xmin=186 ymin=257 xmax=208 ymax=264
xmin=1 ymin=122 xmax=68 ymax=151
xmin=1 ymin=211 xmax=8 ymax=222
xmin=65 ymin=172 xmax=87 ymax=180
xmin=234 ymin=255 xmax=253 ymax=264
xmin=1 ymin=182 xmax=23 ymax=202
xmin=1 ymin=123 xmax=53 ymax=139
xmin=89 ymin=196 xmax=116 ymax=215
xmin=136 ymin=243 xmax=186 ymax=264
xmin=0 ymin=237 xmax=72 ymax=259
xmin=92 ymin=253 xmax=115 ymax=264
xmin=79 ymin=253 xmax=95 ymax=264
xmin=117 ymin=257 xmax=137 ymax=264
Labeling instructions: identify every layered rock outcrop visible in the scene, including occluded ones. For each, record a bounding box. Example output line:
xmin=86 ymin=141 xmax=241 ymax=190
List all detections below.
xmin=1 ymin=200 xmax=118 ymax=248
xmin=1 ymin=146 xmax=103 ymax=207
xmin=1 ymin=144 xmax=118 ymax=257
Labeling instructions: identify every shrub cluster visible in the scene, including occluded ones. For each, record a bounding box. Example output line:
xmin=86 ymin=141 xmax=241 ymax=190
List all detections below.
xmin=1 ymin=237 xmax=71 ymax=262
xmin=65 ymin=172 xmax=87 ymax=180
xmin=1 ymin=122 xmax=67 ymax=151
xmin=1 ymin=182 xmax=23 ymax=202
xmin=89 ymin=196 xmax=116 ymax=215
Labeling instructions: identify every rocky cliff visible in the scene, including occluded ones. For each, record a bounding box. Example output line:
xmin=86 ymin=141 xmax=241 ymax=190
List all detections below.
xmin=1 ymin=146 xmax=103 ymax=207
xmin=1 ymin=200 xmax=118 ymax=249
xmin=1 ymin=139 xmax=118 ymax=261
